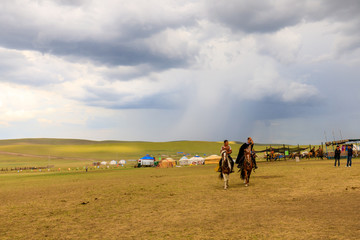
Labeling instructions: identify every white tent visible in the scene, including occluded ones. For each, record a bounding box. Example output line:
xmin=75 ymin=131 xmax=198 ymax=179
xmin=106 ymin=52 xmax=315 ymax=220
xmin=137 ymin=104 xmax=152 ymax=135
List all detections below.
xmin=189 ymin=156 xmax=205 ymax=165
xmin=100 ymin=161 xmax=107 ymax=165
xmin=109 ymin=160 xmax=117 ymax=165
xmin=179 ymin=155 xmax=205 ymax=165
xmin=119 ymin=160 xmax=126 ymax=165
xmin=179 ymin=156 xmax=190 ymax=166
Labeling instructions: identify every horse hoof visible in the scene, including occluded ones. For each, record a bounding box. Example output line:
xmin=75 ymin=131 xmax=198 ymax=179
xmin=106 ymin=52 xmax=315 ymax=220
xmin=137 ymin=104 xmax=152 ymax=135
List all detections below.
xmin=245 ymin=184 xmax=248 ymax=187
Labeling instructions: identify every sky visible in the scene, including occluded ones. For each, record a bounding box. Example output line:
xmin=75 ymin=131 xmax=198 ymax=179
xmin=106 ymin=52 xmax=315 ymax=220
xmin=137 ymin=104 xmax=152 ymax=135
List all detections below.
xmin=1 ymin=0 xmax=360 ymax=144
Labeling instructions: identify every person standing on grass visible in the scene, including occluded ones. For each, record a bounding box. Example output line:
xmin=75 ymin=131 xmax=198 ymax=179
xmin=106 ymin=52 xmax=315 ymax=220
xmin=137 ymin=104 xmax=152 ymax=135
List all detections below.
xmin=347 ymin=145 xmax=353 ymax=167
xmin=218 ymin=140 xmax=234 ymax=172
xmin=334 ymin=145 xmax=341 ymax=167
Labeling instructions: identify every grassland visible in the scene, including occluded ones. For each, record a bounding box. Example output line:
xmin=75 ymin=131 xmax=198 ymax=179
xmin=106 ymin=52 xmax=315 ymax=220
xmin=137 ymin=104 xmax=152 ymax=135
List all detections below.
xmin=0 ymin=138 xmax=230 ymax=164
xmin=0 ymin=138 xmax=316 ymax=170
xmin=0 ymin=138 xmax=233 ymax=169
xmin=0 ymin=158 xmax=359 ymax=240
xmin=2 ymin=138 xmax=352 ymax=239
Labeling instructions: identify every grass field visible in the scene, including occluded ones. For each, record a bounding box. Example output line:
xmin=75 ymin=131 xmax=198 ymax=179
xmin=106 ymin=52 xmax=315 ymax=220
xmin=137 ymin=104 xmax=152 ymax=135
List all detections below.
xmin=1 ymin=157 xmax=359 ymax=239
xmin=0 ymin=138 xmax=315 ymax=170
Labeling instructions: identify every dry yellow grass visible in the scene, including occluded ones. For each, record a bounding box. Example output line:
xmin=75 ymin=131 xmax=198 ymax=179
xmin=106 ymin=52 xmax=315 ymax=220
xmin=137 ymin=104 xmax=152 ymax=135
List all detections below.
xmin=0 ymin=159 xmax=359 ymax=239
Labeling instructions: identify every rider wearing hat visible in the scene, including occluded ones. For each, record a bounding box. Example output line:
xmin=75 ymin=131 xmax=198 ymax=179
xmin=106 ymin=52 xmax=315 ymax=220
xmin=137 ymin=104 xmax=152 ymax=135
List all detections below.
xmin=236 ymin=137 xmax=258 ymax=170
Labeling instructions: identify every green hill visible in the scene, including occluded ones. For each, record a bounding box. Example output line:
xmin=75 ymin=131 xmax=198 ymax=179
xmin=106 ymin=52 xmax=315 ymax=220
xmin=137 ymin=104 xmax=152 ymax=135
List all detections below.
xmin=0 ymin=138 xmax=314 ymax=169
xmin=0 ymin=138 xmax=238 ymax=168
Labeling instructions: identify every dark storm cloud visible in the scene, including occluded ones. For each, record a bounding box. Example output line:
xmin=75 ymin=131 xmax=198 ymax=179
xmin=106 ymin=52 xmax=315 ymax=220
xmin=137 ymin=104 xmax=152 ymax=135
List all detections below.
xmin=206 ymin=0 xmax=360 ymax=34
xmin=101 ymin=65 xmax=154 ymax=82
xmin=320 ymin=0 xmax=360 ymax=22
xmin=0 ymin=30 xmax=194 ymax=73
xmin=206 ymin=1 xmax=304 ymax=33
xmin=244 ymin=97 xmax=325 ymax=121
xmin=42 ymin=40 xmax=190 ymax=70
xmin=0 ymin=1 xmax=199 ymax=75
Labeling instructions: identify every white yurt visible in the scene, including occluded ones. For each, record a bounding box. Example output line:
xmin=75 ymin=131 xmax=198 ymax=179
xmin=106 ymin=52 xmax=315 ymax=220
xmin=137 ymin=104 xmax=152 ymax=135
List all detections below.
xmin=189 ymin=155 xmax=205 ymax=165
xmin=100 ymin=161 xmax=107 ymax=165
xmin=109 ymin=160 xmax=117 ymax=165
xmin=179 ymin=156 xmax=190 ymax=166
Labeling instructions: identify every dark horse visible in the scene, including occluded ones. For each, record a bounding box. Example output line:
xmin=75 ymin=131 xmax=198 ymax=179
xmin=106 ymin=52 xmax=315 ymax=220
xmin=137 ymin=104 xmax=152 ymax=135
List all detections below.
xmin=240 ymin=146 xmax=253 ymax=187
xmin=219 ymin=150 xmax=233 ymax=189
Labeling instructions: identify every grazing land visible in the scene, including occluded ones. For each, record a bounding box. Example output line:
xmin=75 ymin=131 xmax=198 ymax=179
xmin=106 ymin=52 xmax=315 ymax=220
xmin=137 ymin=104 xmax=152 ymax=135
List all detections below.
xmin=0 ymin=139 xmax=234 ymax=168
xmin=0 ymin=138 xmax=313 ymax=169
xmin=0 ymin=155 xmax=359 ymax=239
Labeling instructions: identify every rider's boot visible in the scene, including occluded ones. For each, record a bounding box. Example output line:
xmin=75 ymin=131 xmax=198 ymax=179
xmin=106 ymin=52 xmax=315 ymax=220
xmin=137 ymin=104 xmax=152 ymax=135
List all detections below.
xmin=253 ymin=160 xmax=258 ymax=172
xmin=237 ymin=162 xmax=242 ymax=169
xmin=217 ymin=160 xmax=222 ymax=172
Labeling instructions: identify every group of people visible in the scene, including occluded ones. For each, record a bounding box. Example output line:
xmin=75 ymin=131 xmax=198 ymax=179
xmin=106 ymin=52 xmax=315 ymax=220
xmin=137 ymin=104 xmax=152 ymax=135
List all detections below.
xmin=219 ymin=137 xmax=258 ymax=172
xmin=334 ymin=145 xmax=353 ymax=167
xmin=220 ymin=139 xmax=356 ymax=169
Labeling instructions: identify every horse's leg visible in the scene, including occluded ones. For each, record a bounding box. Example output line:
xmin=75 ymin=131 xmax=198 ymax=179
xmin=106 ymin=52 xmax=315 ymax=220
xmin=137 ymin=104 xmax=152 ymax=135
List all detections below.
xmin=246 ymin=170 xmax=249 ymax=186
xmin=247 ymin=171 xmax=251 ymax=186
xmin=226 ymin=174 xmax=229 ymax=189
xmin=244 ymin=170 xmax=248 ymax=186
xmin=243 ymin=166 xmax=246 ymax=183
xmin=223 ymin=173 xmax=228 ymax=189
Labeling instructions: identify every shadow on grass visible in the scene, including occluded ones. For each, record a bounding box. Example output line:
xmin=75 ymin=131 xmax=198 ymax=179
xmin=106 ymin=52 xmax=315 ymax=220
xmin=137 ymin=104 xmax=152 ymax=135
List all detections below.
xmin=215 ymin=175 xmax=285 ymax=190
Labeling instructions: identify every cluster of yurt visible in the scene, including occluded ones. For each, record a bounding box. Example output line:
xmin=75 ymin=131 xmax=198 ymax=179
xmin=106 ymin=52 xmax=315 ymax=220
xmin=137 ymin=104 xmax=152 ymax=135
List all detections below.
xmin=135 ymin=154 xmax=218 ymax=168
xmin=179 ymin=155 xmax=205 ymax=166
xmin=108 ymin=160 xmax=127 ymax=165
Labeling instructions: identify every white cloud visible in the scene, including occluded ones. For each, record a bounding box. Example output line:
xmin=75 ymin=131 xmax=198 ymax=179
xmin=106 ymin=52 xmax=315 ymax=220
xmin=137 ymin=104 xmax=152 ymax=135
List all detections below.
xmin=257 ymin=28 xmax=302 ymax=64
xmin=0 ymin=83 xmax=53 ymax=123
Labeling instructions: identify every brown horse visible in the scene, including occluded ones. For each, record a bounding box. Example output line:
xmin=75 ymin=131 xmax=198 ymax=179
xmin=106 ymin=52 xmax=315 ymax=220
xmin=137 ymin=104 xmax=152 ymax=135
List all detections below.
xmin=240 ymin=146 xmax=253 ymax=187
xmin=219 ymin=150 xmax=233 ymax=190
xmin=309 ymin=147 xmax=316 ymax=159
xmin=315 ymin=147 xmax=324 ymax=160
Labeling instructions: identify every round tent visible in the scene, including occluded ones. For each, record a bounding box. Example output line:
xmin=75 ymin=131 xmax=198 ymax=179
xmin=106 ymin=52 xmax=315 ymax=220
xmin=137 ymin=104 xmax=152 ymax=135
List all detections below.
xmin=158 ymin=158 xmax=176 ymax=168
xmin=179 ymin=156 xmax=191 ymax=166
xmin=109 ymin=160 xmax=117 ymax=165
xmin=205 ymin=155 xmax=221 ymax=164
xmin=189 ymin=155 xmax=205 ymax=165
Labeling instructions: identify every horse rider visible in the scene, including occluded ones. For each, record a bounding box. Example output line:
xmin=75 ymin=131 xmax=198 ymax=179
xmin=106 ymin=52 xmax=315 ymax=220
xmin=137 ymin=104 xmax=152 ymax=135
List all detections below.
xmin=218 ymin=140 xmax=234 ymax=172
xmin=236 ymin=137 xmax=258 ymax=170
